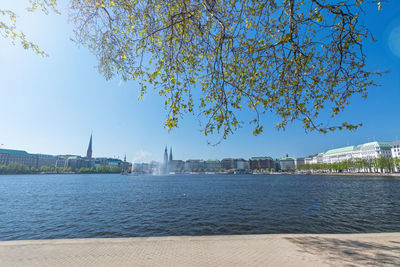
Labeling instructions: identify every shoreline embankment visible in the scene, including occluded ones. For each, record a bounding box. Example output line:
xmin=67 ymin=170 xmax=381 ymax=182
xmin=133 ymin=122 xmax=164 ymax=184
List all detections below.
xmin=307 ymin=172 xmax=400 ymax=178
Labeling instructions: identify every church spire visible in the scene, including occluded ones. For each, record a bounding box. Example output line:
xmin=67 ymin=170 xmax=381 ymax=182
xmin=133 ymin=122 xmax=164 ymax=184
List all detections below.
xmin=86 ymin=133 xmax=93 ymax=159
xmin=163 ymin=146 xmax=168 ymax=166
xmin=169 ymin=147 xmax=173 ymax=162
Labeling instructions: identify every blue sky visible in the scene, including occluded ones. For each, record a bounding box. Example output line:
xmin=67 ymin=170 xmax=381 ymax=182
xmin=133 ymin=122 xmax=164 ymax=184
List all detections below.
xmin=0 ymin=1 xmax=399 ymax=162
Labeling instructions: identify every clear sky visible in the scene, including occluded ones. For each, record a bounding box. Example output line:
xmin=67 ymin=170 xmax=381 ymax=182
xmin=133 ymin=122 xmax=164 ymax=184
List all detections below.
xmin=0 ymin=1 xmax=399 ymax=163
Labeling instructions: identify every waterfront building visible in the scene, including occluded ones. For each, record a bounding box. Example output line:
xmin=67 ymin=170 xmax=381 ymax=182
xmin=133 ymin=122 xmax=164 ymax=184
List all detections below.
xmin=199 ymin=160 xmax=205 ymax=171
xmin=0 ymin=148 xmax=37 ymax=167
xmin=37 ymin=154 xmax=57 ymax=169
xmin=169 ymin=160 xmax=185 ymax=173
xmin=121 ymin=157 xmax=131 ymax=171
xmin=0 ymin=148 xmax=57 ymax=169
xmin=392 ymin=140 xmax=400 ymax=158
xmin=322 ymin=146 xmax=356 ymax=164
xmin=220 ymin=158 xmax=248 ymax=171
xmin=249 ymin=157 xmax=274 ymax=171
xmin=184 ymin=159 xmax=203 ymax=172
xmin=279 ymin=157 xmax=296 ymax=171
xmin=66 ymin=156 xmax=93 ymax=170
xmin=295 ymin=157 xmax=306 ymax=168
xmin=205 ymin=159 xmax=222 ymax=171
xmin=305 ymin=153 xmax=323 ymax=164
xmin=221 ymin=158 xmax=234 ymax=170
xmin=93 ymin=157 xmax=109 ymax=167
xmin=304 ymin=156 xmax=314 ymax=165
xmin=55 ymin=156 xmax=68 ymax=168
xmin=391 ymin=141 xmax=400 ymax=172
xmin=322 ymin=141 xmax=392 ymax=164
xmin=274 ymin=158 xmax=281 ymax=171
xmin=106 ymin=158 xmax=121 ymax=167
xmin=235 ymin=159 xmax=248 ymax=170
xmin=316 ymin=153 xmax=324 ymax=164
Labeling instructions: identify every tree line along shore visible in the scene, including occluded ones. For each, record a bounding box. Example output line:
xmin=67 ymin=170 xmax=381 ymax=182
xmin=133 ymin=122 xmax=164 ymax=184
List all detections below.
xmin=0 ymin=163 xmax=123 ymax=175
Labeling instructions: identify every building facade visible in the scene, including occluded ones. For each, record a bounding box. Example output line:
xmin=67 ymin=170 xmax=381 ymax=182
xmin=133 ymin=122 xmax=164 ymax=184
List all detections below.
xmin=295 ymin=157 xmax=306 ymax=168
xmin=0 ymin=148 xmax=57 ymax=169
xmin=322 ymin=141 xmax=392 ymax=164
xmin=236 ymin=159 xmax=249 ymax=170
xmin=220 ymin=158 xmax=235 ymax=170
xmin=392 ymin=140 xmax=400 ymax=158
xmin=169 ymin=160 xmax=185 ymax=173
xmin=204 ymin=159 xmax=221 ymax=171
xmin=249 ymin=157 xmax=274 ymax=171
xmin=279 ymin=157 xmax=296 ymax=171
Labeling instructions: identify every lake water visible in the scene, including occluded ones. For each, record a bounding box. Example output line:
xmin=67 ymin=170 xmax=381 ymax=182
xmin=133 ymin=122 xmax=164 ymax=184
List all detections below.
xmin=0 ymin=174 xmax=399 ymax=241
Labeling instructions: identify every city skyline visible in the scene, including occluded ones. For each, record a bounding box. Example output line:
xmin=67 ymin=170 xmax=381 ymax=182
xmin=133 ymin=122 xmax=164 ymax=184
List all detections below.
xmin=1 ymin=138 xmax=399 ymax=165
xmin=0 ymin=1 xmax=399 ymax=163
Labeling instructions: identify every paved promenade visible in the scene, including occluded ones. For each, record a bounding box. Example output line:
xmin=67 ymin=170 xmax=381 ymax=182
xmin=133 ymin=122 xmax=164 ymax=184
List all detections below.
xmin=0 ymin=233 xmax=399 ymax=266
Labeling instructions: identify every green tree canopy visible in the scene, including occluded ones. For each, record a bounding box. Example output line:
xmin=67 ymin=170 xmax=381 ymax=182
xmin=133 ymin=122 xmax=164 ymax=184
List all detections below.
xmin=1 ymin=0 xmax=383 ymax=140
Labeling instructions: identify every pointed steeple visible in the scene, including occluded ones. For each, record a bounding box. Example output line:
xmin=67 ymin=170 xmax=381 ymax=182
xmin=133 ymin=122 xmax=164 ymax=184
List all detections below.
xmin=169 ymin=147 xmax=173 ymax=162
xmin=86 ymin=133 xmax=93 ymax=159
xmin=163 ymin=146 xmax=168 ymax=165
xmin=124 ymin=154 xmax=127 ymax=162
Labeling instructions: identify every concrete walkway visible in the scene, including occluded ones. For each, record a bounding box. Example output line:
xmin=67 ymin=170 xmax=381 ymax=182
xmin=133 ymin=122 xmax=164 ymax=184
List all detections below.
xmin=0 ymin=233 xmax=399 ymax=266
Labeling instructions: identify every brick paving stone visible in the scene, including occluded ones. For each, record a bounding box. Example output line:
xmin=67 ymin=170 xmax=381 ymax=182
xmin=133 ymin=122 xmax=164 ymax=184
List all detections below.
xmin=0 ymin=233 xmax=399 ymax=266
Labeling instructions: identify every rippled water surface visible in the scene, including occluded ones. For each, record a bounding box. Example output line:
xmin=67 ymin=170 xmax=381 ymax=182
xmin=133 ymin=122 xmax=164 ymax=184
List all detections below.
xmin=0 ymin=174 xmax=399 ymax=240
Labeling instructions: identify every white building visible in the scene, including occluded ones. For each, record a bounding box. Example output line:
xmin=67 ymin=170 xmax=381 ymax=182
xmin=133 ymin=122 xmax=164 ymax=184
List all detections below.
xmin=323 ymin=146 xmax=356 ymax=164
xmin=304 ymin=156 xmax=314 ymax=165
xmin=322 ymin=141 xmax=392 ymax=164
xmin=306 ymin=153 xmax=324 ymax=164
xmin=392 ymin=140 xmax=400 ymax=158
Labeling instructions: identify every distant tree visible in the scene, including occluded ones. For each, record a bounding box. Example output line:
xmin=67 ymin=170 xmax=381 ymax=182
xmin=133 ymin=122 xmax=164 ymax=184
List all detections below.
xmin=40 ymin=166 xmax=51 ymax=172
xmin=1 ymin=0 xmax=384 ymax=141
xmin=77 ymin=167 xmax=95 ymax=173
xmin=4 ymin=162 xmax=30 ymax=174
xmin=111 ymin=166 xmax=121 ymax=173
xmin=394 ymin=158 xmax=400 ymax=172
xmin=96 ymin=165 xmax=111 ymax=173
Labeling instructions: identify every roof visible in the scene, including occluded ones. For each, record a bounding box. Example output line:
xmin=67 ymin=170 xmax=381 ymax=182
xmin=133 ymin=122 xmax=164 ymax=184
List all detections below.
xmin=280 ymin=157 xmax=296 ymax=161
xmin=0 ymin=148 xmax=30 ymax=156
xmin=357 ymin=141 xmax=392 ymax=150
xmin=249 ymin=157 xmax=273 ymax=161
xmin=206 ymin=159 xmax=220 ymax=163
xmin=324 ymin=146 xmax=356 ymax=155
xmin=107 ymin=158 xmax=123 ymax=163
